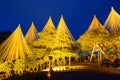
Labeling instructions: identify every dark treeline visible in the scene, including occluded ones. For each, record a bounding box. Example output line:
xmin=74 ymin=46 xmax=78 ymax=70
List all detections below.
xmin=0 ymin=31 xmax=11 ymax=44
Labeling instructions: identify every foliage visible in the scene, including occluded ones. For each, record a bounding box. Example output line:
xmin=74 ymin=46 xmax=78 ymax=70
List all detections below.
xmin=77 ymin=15 xmax=110 ymax=52
xmin=0 ymin=25 xmax=32 ymax=61
xmin=104 ymin=7 xmax=120 ymax=34
xmin=25 ymin=22 xmax=38 ymax=44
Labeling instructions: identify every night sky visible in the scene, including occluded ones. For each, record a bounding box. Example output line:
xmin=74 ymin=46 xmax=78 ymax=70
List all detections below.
xmin=0 ymin=0 xmax=120 ymax=39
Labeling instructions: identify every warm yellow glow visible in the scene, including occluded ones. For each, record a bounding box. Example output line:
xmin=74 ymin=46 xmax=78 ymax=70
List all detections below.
xmin=32 ymin=16 xmax=56 ymax=48
xmin=88 ymin=15 xmax=109 ymax=34
xmin=42 ymin=16 xmax=56 ymax=32
xmin=42 ymin=16 xmax=79 ymax=61
xmin=25 ymin=22 xmax=38 ymax=44
xmin=53 ymin=15 xmax=76 ymax=49
xmin=77 ymin=15 xmax=110 ymax=51
xmin=104 ymin=7 xmax=120 ymax=33
xmin=29 ymin=16 xmax=79 ymax=65
xmin=42 ymin=65 xmax=90 ymax=71
xmin=0 ymin=12 xmax=120 ymax=79
xmin=30 ymin=17 xmax=56 ymax=58
xmin=0 ymin=25 xmax=32 ymax=61
xmin=90 ymin=44 xmax=114 ymax=63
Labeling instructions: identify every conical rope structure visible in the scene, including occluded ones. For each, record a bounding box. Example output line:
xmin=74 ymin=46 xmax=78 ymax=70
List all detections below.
xmin=32 ymin=16 xmax=56 ymax=48
xmin=41 ymin=16 xmax=56 ymax=32
xmin=104 ymin=7 xmax=120 ymax=34
xmin=44 ymin=16 xmax=78 ymax=62
xmin=77 ymin=15 xmax=110 ymax=51
xmin=0 ymin=25 xmax=32 ymax=61
xmin=25 ymin=22 xmax=38 ymax=44
xmin=88 ymin=15 xmax=109 ymax=34
xmin=53 ymin=15 xmax=77 ymax=50
xmin=30 ymin=17 xmax=56 ymax=59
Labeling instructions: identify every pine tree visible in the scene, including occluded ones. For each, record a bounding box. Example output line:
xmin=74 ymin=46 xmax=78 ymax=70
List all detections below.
xmin=25 ymin=22 xmax=38 ymax=44
xmin=30 ymin=16 xmax=56 ymax=58
xmin=77 ymin=15 xmax=110 ymax=51
xmin=0 ymin=25 xmax=32 ymax=61
xmin=104 ymin=7 xmax=120 ymax=34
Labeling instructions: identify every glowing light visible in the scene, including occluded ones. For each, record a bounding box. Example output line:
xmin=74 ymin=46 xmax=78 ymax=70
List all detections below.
xmin=42 ymin=16 xmax=56 ymax=32
xmin=25 ymin=22 xmax=38 ymax=44
xmin=88 ymin=15 xmax=109 ymax=34
xmin=53 ymin=15 xmax=77 ymax=49
xmin=0 ymin=25 xmax=32 ymax=61
xmin=104 ymin=7 xmax=120 ymax=34
xmin=30 ymin=16 xmax=56 ymax=58
xmin=77 ymin=15 xmax=109 ymax=51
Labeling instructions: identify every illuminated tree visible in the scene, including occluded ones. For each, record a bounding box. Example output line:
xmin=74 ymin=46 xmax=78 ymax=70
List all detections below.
xmin=47 ymin=16 xmax=79 ymax=63
xmin=0 ymin=25 xmax=32 ymax=62
xmin=25 ymin=22 xmax=38 ymax=44
xmin=77 ymin=15 xmax=110 ymax=52
xmin=53 ymin=16 xmax=78 ymax=50
xmin=104 ymin=7 xmax=120 ymax=34
xmin=104 ymin=7 xmax=120 ymax=58
xmin=30 ymin=16 xmax=56 ymax=58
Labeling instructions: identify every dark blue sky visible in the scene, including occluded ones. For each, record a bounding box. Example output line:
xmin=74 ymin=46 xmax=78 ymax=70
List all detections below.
xmin=0 ymin=0 xmax=120 ymax=39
